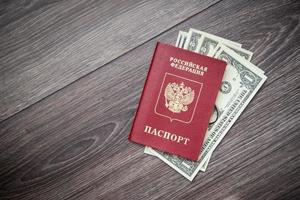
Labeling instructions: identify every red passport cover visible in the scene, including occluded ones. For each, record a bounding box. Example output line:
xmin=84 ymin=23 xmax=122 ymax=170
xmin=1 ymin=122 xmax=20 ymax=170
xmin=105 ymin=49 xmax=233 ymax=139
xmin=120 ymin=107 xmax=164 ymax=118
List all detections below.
xmin=128 ymin=42 xmax=226 ymax=161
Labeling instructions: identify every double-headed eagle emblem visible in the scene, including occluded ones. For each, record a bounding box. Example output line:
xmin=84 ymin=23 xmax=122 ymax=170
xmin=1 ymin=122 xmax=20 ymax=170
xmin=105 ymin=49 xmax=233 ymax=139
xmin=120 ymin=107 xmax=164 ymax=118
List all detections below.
xmin=164 ymin=82 xmax=195 ymax=113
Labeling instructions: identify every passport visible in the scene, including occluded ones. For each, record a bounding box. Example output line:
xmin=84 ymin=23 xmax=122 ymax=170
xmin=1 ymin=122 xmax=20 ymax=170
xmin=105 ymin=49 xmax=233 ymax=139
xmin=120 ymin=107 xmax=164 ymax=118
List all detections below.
xmin=128 ymin=42 xmax=227 ymax=161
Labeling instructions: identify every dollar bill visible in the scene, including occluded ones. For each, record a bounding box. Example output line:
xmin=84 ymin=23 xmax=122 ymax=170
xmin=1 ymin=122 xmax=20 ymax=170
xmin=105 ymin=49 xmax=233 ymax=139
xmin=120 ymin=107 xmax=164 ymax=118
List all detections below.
xmin=184 ymin=28 xmax=242 ymax=52
xmin=175 ymin=31 xmax=188 ymax=48
xmin=183 ymin=30 xmax=202 ymax=51
xmin=147 ymin=40 xmax=266 ymax=181
xmin=178 ymin=31 xmax=188 ymax=48
xmin=185 ymin=28 xmax=255 ymax=63
xmin=183 ymin=31 xmax=260 ymax=161
xmin=194 ymin=32 xmax=261 ymax=170
xmin=175 ymin=31 xmax=182 ymax=47
xmin=177 ymin=29 xmax=252 ymax=62
xmin=214 ymin=44 xmax=265 ymax=76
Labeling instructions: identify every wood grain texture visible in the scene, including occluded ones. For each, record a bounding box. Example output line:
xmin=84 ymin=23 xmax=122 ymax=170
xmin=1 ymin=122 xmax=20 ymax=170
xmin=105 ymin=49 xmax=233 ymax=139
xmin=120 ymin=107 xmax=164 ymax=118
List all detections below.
xmin=0 ymin=0 xmax=300 ymax=199
xmin=0 ymin=0 xmax=220 ymax=122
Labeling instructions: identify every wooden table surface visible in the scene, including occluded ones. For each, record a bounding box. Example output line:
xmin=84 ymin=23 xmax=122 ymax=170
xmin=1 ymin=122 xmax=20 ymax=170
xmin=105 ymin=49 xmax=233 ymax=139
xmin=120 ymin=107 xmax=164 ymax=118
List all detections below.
xmin=1 ymin=0 xmax=299 ymax=199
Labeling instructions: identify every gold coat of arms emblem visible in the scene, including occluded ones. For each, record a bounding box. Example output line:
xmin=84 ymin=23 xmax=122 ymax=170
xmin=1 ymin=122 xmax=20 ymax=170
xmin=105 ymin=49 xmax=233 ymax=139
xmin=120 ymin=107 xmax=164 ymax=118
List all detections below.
xmin=164 ymin=82 xmax=195 ymax=113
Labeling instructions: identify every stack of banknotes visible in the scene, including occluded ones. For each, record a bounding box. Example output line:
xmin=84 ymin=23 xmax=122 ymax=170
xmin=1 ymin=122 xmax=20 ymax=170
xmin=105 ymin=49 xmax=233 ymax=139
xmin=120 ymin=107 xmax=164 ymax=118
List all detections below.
xmin=144 ymin=28 xmax=267 ymax=181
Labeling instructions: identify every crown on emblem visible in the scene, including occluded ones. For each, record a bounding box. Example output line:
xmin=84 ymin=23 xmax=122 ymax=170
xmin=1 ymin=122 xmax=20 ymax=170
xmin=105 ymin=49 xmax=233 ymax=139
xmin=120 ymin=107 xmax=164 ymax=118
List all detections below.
xmin=164 ymin=81 xmax=195 ymax=113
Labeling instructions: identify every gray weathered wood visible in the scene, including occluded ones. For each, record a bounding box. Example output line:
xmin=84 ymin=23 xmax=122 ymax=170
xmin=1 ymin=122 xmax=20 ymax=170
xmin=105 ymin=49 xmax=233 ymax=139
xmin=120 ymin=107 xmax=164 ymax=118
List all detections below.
xmin=0 ymin=0 xmax=220 ymax=122
xmin=0 ymin=0 xmax=299 ymax=199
